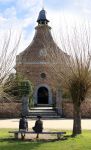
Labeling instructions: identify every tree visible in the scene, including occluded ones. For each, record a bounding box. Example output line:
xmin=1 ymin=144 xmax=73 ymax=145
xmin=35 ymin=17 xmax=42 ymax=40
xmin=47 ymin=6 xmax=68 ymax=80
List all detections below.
xmin=0 ymin=30 xmax=21 ymax=99
xmin=19 ymin=80 xmax=33 ymax=97
xmin=49 ymin=23 xmax=91 ymax=136
xmin=3 ymin=73 xmax=24 ymax=99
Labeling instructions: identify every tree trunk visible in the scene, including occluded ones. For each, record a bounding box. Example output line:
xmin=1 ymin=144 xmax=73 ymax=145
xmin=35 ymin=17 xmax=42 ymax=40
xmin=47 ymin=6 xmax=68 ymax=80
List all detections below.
xmin=22 ymin=96 xmax=29 ymax=116
xmin=72 ymin=103 xmax=81 ymax=136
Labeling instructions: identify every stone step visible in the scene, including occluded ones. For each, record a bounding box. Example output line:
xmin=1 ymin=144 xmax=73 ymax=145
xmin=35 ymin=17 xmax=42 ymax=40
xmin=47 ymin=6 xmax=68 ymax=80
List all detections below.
xmin=29 ymin=109 xmax=55 ymax=113
xmin=28 ymin=112 xmax=58 ymax=116
xmin=27 ymin=115 xmax=61 ymax=119
xmin=36 ymin=104 xmax=53 ymax=107
xmin=30 ymin=106 xmax=53 ymax=110
xmin=27 ymin=106 xmax=61 ymax=119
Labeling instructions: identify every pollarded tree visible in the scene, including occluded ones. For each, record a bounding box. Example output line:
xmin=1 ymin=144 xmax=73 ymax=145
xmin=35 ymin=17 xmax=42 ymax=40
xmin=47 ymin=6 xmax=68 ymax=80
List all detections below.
xmin=49 ymin=23 xmax=91 ymax=136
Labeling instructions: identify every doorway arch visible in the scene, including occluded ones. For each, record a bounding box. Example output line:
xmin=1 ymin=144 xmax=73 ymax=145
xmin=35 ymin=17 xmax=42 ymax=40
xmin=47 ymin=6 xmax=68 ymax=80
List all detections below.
xmin=34 ymin=84 xmax=52 ymax=105
xmin=37 ymin=87 xmax=48 ymax=104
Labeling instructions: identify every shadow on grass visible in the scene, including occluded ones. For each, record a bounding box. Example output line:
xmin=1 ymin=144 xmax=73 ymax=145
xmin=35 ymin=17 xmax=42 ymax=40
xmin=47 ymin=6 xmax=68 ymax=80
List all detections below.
xmin=0 ymin=135 xmax=69 ymax=143
xmin=0 ymin=138 xmax=45 ymax=150
xmin=0 ymin=135 xmax=73 ymax=150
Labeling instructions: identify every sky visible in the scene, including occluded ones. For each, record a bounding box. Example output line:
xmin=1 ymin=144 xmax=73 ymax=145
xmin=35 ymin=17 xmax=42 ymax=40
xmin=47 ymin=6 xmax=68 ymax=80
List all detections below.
xmin=0 ymin=0 xmax=91 ymax=53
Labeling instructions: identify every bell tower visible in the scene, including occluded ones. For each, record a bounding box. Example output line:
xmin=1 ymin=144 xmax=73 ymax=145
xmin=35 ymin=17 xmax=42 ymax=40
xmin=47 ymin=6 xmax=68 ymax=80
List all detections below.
xmin=37 ymin=9 xmax=49 ymax=25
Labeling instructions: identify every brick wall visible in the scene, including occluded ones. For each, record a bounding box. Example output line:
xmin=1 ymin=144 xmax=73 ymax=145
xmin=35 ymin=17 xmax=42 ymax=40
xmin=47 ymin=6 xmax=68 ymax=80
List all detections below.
xmin=0 ymin=100 xmax=91 ymax=118
xmin=0 ymin=102 xmax=22 ymax=118
xmin=16 ymin=63 xmax=57 ymax=87
xmin=62 ymin=99 xmax=91 ymax=118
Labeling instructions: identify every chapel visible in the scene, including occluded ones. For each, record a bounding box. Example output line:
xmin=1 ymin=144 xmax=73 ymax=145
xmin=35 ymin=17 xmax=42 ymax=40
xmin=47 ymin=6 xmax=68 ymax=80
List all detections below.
xmin=16 ymin=9 xmax=68 ymax=112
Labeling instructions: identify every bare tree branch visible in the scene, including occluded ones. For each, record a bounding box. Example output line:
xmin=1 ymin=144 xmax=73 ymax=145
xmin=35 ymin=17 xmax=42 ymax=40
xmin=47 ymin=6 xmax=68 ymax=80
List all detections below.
xmin=0 ymin=30 xmax=21 ymax=97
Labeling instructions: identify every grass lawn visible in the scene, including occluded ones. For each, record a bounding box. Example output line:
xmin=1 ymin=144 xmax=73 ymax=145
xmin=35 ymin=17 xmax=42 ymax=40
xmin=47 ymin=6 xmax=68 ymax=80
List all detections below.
xmin=0 ymin=129 xmax=91 ymax=150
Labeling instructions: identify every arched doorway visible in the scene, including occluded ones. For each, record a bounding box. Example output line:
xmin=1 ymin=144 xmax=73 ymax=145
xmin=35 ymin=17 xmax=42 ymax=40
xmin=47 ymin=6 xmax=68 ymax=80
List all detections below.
xmin=37 ymin=87 xmax=48 ymax=104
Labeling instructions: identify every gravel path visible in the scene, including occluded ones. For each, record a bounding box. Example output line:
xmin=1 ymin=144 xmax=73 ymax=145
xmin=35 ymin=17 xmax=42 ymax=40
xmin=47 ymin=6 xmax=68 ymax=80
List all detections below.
xmin=0 ymin=119 xmax=90 ymax=130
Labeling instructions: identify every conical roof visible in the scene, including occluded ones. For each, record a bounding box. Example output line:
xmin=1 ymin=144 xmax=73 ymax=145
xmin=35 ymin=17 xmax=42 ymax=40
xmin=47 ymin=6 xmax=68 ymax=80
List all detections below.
xmin=16 ymin=10 xmax=68 ymax=64
xmin=37 ymin=9 xmax=49 ymax=24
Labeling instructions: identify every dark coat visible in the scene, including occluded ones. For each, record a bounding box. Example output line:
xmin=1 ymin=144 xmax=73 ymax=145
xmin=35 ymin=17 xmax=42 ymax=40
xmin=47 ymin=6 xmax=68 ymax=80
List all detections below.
xmin=19 ymin=118 xmax=28 ymax=130
xmin=33 ymin=119 xmax=43 ymax=133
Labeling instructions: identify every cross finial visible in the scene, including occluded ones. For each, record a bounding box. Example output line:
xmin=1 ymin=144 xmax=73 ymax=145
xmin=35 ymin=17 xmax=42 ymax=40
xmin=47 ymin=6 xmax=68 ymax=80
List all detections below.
xmin=42 ymin=0 xmax=44 ymax=9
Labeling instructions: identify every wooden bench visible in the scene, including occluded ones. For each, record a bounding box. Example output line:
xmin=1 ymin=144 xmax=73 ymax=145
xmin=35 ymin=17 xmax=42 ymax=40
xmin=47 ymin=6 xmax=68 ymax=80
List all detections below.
xmin=9 ymin=131 xmax=66 ymax=140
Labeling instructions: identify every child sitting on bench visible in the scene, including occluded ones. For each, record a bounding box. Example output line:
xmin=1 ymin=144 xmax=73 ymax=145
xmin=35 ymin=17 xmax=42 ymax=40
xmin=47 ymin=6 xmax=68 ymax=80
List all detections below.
xmin=32 ymin=115 xmax=43 ymax=138
xmin=19 ymin=115 xmax=28 ymax=139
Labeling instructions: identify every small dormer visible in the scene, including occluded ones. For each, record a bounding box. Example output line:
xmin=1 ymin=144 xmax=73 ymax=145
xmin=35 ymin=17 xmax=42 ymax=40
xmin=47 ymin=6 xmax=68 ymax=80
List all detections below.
xmin=37 ymin=9 xmax=49 ymax=25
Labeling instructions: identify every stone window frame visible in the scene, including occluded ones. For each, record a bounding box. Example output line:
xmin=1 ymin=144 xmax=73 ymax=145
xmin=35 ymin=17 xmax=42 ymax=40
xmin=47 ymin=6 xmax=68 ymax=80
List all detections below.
xmin=39 ymin=49 xmax=47 ymax=57
xmin=40 ymin=72 xmax=46 ymax=79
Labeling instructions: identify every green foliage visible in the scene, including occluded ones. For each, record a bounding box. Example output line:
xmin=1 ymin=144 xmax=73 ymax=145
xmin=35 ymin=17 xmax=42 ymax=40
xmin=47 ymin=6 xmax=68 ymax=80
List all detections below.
xmin=3 ymin=73 xmax=24 ymax=99
xmin=3 ymin=73 xmax=33 ymax=105
xmin=62 ymin=91 xmax=71 ymax=99
xmin=29 ymin=97 xmax=34 ymax=108
xmin=19 ymin=80 xmax=33 ymax=97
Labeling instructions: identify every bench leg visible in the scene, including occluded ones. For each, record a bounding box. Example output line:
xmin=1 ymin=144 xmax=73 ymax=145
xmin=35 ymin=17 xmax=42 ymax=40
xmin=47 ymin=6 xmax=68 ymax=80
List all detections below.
xmin=21 ymin=134 xmax=25 ymax=140
xmin=14 ymin=133 xmax=18 ymax=139
xmin=57 ymin=134 xmax=61 ymax=140
xmin=36 ymin=133 xmax=39 ymax=139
